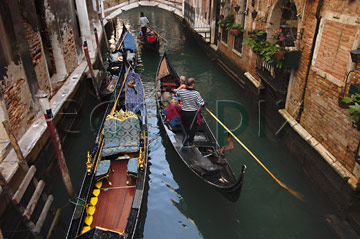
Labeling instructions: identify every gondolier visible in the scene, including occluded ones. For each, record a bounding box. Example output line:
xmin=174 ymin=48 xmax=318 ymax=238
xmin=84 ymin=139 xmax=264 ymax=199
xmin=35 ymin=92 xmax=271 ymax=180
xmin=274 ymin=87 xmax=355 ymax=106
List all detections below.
xmin=175 ymin=78 xmax=205 ymax=146
xmin=140 ymin=12 xmax=149 ymax=42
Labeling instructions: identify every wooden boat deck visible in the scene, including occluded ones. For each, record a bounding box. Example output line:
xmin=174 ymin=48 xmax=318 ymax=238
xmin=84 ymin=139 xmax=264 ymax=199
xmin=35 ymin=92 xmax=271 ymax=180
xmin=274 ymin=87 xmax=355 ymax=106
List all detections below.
xmin=91 ymin=159 xmax=135 ymax=233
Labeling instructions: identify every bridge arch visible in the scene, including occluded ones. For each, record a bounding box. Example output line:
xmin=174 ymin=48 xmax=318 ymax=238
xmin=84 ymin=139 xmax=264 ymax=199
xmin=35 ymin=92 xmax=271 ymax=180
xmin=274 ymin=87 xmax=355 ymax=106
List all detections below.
xmin=104 ymin=1 xmax=183 ymax=24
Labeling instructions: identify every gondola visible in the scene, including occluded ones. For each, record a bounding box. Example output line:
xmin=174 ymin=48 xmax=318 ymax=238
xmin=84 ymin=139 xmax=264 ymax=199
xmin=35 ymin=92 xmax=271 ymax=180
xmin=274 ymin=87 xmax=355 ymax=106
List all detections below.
xmin=66 ymin=62 xmax=148 ymax=238
xmin=138 ymin=28 xmax=159 ymax=51
xmin=100 ymin=24 xmax=138 ymax=99
xmin=155 ymin=53 xmax=246 ymax=202
xmin=113 ymin=24 xmax=138 ymax=70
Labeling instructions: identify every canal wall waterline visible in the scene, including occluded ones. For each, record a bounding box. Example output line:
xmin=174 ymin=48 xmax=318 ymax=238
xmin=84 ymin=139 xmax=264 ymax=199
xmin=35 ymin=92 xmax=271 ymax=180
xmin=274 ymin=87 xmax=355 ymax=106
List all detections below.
xmin=176 ymin=12 xmax=360 ymax=229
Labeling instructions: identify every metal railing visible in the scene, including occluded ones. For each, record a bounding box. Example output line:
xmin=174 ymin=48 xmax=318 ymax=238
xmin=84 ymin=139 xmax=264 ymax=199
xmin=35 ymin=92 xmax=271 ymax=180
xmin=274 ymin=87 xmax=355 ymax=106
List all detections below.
xmin=255 ymin=55 xmax=291 ymax=94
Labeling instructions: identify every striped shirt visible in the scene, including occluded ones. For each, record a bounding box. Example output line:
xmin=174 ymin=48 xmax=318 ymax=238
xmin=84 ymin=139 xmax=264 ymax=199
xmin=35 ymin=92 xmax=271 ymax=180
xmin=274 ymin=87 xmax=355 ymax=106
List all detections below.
xmin=175 ymin=88 xmax=205 ymax=111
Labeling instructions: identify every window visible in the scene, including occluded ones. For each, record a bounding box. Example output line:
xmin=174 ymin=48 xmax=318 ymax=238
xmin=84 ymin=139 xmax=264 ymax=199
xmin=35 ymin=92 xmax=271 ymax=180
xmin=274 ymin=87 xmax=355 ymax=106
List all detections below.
xmin=234 ymin=32 xmax=244 ymax=53
xmin=221 ymin=28 xmax=228 ymax=43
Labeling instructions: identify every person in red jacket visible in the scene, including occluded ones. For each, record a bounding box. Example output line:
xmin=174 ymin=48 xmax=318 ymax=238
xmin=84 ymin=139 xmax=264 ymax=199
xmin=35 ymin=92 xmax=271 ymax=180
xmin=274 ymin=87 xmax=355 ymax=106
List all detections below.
xmin=165 ymin=99 xmax=181 ymax=127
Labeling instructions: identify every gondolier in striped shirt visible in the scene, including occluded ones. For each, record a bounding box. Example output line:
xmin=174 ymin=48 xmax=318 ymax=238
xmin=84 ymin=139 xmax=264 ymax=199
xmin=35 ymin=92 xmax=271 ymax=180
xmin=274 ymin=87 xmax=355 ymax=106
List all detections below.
xmin=175 ymin=78 xmax=205 ymax=146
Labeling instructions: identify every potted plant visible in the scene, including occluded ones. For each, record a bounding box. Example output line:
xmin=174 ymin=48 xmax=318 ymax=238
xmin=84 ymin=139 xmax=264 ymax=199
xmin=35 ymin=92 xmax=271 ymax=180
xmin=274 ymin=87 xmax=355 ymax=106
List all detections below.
xmin=218 ymin=13 xmax=234 ymax=30
xmin=342 ymin=89 xmax=360 ymax=130
xmin=229 ymin=23 xmax=244 ymax=35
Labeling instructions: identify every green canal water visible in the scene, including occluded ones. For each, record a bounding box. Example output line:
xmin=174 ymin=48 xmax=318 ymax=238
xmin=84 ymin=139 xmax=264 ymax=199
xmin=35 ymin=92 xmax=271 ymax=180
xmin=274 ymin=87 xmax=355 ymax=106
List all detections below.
xmin=44 ymin=6 xmax=337 ymax=239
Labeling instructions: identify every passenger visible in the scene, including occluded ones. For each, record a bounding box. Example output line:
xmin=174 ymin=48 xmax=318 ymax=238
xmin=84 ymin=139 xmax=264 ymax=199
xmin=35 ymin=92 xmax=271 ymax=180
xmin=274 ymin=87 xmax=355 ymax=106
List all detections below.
xmin=175 ymin=78 xmax=205 ymax=146
xmin=162 ymin=86 xmax=172 ymax=107
xmin=140 ymin=12 xmax=149 ymax=42
xmin=165 ymin=99 xmax=182 ymax=127
xmin=179 ymin=76 xmax=186 ymax=88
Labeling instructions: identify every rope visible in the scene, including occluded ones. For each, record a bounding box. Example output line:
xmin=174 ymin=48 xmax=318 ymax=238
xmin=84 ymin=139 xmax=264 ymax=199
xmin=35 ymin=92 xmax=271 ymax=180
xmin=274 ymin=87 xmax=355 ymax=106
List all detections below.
xmin=204 ymin=106 xmax=304 ymax=201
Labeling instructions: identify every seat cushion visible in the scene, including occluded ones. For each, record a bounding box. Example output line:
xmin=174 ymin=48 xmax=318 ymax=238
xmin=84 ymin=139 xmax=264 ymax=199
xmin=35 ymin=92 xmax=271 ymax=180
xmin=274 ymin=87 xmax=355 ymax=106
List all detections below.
xmin=96 ymin=160 xmax=111 ymax=177
xmin=127 ymin=158 xmax=139 ymax=174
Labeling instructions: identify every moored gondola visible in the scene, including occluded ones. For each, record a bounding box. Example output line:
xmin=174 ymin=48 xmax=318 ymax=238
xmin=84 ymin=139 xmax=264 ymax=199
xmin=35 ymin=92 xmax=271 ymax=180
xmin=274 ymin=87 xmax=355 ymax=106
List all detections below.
xmin=100 ymin=24 xmax=138 ymax=99
xmin=155 ymin=53 xmax=246 ymax=202
xmin=66 ymin=63 xmax=148 ymax=238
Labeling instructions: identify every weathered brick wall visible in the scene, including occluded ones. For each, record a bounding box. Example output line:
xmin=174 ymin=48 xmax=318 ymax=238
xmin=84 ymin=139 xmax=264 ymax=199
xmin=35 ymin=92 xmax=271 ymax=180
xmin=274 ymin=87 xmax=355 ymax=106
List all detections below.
xmin=23 ymin=21 xmax=50 ymax=93
xmin=62 ymin=27 xmax=77 ymax=73
xmin=2 ymin=62 xmax=35 ymax=139
xmin=287 ymin=0 xmax=360 ymax=174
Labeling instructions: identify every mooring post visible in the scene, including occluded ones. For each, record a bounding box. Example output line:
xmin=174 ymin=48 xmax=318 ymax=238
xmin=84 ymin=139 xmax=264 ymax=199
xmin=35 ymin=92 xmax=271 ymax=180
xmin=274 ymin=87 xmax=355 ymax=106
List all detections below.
xmin=36 ymin=91 xmax=75 ymax=198
xmin=98 ymin=13 xmax=109 ymax=49
xmin=94 ymin=27 xmax=105 ymax=70
xmin=83 ymin=41 xmax=101 ymax=100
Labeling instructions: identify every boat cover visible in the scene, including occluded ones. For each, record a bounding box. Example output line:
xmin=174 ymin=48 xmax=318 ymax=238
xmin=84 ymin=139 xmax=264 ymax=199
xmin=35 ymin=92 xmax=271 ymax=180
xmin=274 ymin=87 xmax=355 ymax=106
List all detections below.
xmin=125 ymin=72 xmax=144 ymax=113
xmin=123 ymin=32 xmax=136 ymax=51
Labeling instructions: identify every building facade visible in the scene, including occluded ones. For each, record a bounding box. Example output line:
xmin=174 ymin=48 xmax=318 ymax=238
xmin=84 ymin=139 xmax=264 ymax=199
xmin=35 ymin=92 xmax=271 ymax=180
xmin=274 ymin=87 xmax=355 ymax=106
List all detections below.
xmin=205 ymin=0 xmax=360 ymax=191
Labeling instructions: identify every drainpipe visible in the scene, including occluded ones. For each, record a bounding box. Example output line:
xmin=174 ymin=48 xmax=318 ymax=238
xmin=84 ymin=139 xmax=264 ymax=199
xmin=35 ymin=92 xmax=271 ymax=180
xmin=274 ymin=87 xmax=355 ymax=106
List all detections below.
xmin=297 ymin=0 xmax=324 ymax=122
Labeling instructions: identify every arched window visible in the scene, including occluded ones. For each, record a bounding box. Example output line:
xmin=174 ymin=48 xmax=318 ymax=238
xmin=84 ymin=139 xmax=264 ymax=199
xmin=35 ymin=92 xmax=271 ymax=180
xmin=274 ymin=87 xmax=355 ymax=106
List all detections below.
xmin=269 ymin=0 xmax=298 ymax=48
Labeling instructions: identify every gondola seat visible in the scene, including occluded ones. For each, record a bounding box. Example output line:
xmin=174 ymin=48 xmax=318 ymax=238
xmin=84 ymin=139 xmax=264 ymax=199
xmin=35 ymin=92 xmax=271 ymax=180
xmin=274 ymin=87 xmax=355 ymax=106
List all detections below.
xmin=95 ymin=160 xmax=113 ymax=185
xmin=102 ymin=112 xmax=141 ymax=156
xmin=126 ymin=157 xmax=139 ymax=185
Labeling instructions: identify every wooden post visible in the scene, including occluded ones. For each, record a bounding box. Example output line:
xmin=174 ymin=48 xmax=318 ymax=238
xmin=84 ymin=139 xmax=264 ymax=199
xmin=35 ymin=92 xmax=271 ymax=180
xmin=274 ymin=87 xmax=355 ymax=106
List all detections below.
xmin=94 ymin=27 xmax=105 ymax=70
xmin=46 ymin=208 xmax=61 ymax=239
xmin=83 ymin=41 xmax=101 ymax=100
xmin=37 ymin=93 xmax=75 ymax=198
xmin=98 ymin=13 xmax=109 ymax=49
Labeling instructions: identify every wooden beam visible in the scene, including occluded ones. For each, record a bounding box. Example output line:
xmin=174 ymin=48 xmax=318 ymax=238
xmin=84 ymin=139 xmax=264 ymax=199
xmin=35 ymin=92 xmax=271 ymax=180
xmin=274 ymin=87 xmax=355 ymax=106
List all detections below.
xmin=46 ymin=208 xmax=61 ymax=239
xmin=2 ymin=120 xmax=24 ymax=162
xmin=12 ymin=165 xmax=36 ymax=204
xmin=23 ymin=180 xmax=45 ymax=220
xmin=33 ymin=195 xmax=53 ymax=234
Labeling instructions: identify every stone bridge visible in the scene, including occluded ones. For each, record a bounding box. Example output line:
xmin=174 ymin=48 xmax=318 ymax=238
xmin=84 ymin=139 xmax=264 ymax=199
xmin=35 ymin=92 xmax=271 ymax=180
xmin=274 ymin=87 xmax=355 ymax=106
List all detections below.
xmin=102 ymin=0 xmax=211 ymax=42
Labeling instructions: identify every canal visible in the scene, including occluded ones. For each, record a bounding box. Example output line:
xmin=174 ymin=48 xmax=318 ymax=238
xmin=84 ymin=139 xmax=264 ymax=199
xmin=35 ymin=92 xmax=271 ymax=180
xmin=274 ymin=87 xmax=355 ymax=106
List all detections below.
xmin=44 ymin=6 xmax=337 ymax=239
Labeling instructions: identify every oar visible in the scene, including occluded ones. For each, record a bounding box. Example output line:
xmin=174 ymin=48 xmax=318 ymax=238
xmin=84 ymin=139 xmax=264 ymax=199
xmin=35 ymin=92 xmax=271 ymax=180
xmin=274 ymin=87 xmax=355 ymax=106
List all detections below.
xmin=116 ymin=31 xmax=128 ymax=51
xmin=110 ymin=67 xmax=130 ymax=115
xmin=204 ymin=106 xmax=304 ymax=201
xmin=147 ymin=25 xmax=183 ymax=55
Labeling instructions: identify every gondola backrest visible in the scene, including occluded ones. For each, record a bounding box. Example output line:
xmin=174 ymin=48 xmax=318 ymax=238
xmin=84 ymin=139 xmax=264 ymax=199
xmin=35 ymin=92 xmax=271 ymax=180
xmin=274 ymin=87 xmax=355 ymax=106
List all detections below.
xmin=102 ymin=113 xmax=141 ymax=156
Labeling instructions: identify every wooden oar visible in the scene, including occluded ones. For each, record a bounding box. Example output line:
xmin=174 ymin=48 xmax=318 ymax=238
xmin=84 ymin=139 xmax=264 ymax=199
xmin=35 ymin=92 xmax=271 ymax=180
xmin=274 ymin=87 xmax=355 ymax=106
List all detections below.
xmin=147 ymin=25 xmax=183 ymax=55
xmin=116 ymin=31 xmax=128 ymax=51
xmin=204 ymin=106 xmax=304 ymax=201
xmin=110 ymin=67 xmax=130 ymax=115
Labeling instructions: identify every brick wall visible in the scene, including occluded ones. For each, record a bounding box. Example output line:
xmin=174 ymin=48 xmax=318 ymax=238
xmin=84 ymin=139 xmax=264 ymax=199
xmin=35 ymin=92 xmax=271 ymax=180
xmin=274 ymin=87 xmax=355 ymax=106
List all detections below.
xmin=217 ymin=0 xmax=360 ymax=180
xmin=2 ymin=62 xmax=35 ymax=139
xmin=23 ymin=21 xmax=50 ymax=94
xmin=287 ymin=0 xmax=360 ymax=175
xmin=62 ymin=27 xmax=77 ymax=73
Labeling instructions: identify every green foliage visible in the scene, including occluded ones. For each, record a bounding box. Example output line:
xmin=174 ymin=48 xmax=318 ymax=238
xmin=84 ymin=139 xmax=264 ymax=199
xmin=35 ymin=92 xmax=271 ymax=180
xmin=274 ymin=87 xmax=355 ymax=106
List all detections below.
xmin=343 ymin=90 xmax=360 ymax=123
xmin=242 ymin=30 xmax=284 ymax=68
xmin=229 ymin=23 xmax=244 ymax=30
xmin=218 ymin=13 xmax=234 ymax=30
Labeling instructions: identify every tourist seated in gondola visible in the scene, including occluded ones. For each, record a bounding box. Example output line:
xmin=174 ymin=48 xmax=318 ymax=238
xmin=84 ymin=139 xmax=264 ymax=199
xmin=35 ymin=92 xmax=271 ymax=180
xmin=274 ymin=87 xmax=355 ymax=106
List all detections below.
xmin=165 ymin=99 xmax=181 ymax=127
xmin=161 ymin=86 xmax=172 ymax=107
